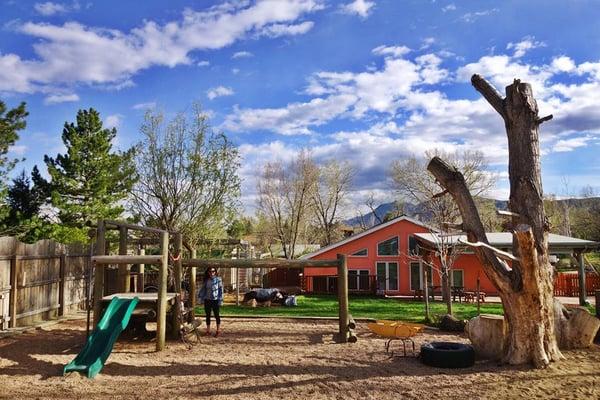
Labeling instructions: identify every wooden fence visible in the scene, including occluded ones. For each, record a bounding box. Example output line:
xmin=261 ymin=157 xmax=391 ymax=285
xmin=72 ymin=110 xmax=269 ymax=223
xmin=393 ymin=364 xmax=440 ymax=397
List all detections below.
xmin=554 ymin=272 xmax=600 ymax=297
xmin=0 ymin=237 xmax=91 ymax=329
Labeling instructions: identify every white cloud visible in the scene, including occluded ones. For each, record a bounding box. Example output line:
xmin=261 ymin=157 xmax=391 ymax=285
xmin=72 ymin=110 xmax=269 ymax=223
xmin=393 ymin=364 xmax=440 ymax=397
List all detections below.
xmin=372 ymin=45 xmax=410 ymax=58
xmin=206 ymin=86 xmax=234 ymax=100
xmin=197 ymin=60 xmax=210 ymax=67
xmin=9 ymin=145 xmax=28 ymax=156
xmin=552 ymin=136 xmax=592 ymax=152
xmin=33 ymin=1 xmax=79 ymax=16
xmin=132 ymin=101 xmax=156 ymax=110
xmin=442 ymin=4 xmax=456 ymax=12
xmin=104 ymin=114 xmax=123 ymax=129
xmin=340 ymin=0 xmax=375 ymax=18
xmin=2 ymin=0 xmax=323 ymax=94
xmin=231 ymin=68 xmax=240 ymax=75
xmin=506 ymin=37 xmax=545 ymax=58
xmin=460 ymin=8 xmax=499 ymax=23
xmin=43 ymin=93 xmax=79 ymax=104
xmin=551 ymin=56 xmax=576 ymax=73
xmin=232 ymin=51 xmax=253 ymax=59
xmin=259 ymin=21 xmax=314 ymax=37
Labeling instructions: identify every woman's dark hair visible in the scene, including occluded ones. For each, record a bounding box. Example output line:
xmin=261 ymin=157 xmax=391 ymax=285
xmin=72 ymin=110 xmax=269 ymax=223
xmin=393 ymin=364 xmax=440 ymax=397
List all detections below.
xmin=203 ymin=267 xmax=219 ymax=281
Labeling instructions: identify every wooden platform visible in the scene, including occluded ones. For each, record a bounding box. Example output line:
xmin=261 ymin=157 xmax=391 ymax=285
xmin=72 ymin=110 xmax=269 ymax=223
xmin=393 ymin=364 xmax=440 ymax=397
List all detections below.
xmin=102 ymin=293 xmax=178 ymax=303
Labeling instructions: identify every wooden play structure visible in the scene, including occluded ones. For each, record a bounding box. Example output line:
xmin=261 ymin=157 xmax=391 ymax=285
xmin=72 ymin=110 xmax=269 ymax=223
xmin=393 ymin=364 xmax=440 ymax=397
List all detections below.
xmin=91 ymin=220 xmax=355 ymax=351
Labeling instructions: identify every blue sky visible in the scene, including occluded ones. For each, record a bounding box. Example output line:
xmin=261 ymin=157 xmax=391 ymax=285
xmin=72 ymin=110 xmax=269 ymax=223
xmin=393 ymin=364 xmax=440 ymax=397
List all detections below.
xmin=2 ymin=0 xmax=600 ymax=216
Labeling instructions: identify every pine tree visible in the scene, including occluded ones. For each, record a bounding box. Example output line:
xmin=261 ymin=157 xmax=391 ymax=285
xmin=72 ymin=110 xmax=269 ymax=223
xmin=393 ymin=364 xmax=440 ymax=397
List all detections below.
xmin=44 ymin=108 xmax=136 ymax=242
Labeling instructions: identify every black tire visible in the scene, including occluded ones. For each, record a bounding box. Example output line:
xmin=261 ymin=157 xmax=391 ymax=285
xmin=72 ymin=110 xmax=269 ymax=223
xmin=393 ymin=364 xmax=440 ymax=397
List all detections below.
xmin=420 ymin=342 xmax=475 ymax=368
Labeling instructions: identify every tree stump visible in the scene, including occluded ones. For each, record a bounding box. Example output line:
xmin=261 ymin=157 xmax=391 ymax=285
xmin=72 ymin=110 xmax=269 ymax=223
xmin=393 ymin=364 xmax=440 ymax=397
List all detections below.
xmin=554 ymin=300 xmax=600 ymax=349
xmin=466 ymin=314 xmax=506 ymax=360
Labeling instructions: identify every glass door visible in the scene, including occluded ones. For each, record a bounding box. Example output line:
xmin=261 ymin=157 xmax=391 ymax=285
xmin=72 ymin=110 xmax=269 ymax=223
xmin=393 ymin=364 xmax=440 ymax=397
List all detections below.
xmin=376 ymin=262 xmax=399 ymax=291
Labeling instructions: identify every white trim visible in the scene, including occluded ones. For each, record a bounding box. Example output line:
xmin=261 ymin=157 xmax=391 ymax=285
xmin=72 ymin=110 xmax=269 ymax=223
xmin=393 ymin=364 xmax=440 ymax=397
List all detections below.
xmin=377 ymin=235 xmax=400 ymax=257
xmin=349 ymin=248 xmax=368 ymax=257
xmin=300 ymin=215 xmax=432 ymax=259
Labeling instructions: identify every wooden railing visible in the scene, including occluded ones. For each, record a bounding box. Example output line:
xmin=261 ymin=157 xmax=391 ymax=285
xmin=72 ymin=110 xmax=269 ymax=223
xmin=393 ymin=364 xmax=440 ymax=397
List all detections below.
xmin=554 ymin=272 xmax=600 ymax=297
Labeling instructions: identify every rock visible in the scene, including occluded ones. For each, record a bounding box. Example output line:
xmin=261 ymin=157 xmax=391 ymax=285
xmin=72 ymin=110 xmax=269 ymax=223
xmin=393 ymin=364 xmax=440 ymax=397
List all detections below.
xmin=439 ymin=314 xmax=467 ymax=332
xmin=554 ymin=299 xmax=600 ymax=349
xmin=466 ymin=314 xmax=506 ymax=360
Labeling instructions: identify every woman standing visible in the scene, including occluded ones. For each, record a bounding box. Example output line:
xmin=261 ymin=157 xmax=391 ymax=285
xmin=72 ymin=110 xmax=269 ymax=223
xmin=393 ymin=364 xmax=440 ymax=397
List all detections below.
xmin=198 ymin=267 xmax=223 ymax=336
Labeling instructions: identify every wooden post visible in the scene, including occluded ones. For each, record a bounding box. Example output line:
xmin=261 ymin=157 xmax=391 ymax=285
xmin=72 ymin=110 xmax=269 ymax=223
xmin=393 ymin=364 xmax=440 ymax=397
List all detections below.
xmin=156 ymin=230 xmax=169 ymax=351
xmin=190 ymin=248 xmax=197 ymax=311
xmin=423 ymin=269 xmax=430 ymax=322
xmin=9 ymin=255 xmax=18 ymax=328
xmin=58 ymin=253 xmax=66 ymax=317
xmin=93 ymin=220 xmax=106 ymax=326
xmin=137 ymin=246 xmax=145 ymax=293
xmin=337 ymin=254 xmax=349 ymax=343
xmin=577 ymin=251 xmax=587 ymax=306
xmin=118 ymin=226 xmax=129 ymax=293
xmin=172 ymin=232 xmax=183 ymax=338
xmin=236 ymin=267 xmax=240 ymax=306
xmin=476 ymin=275 xmax=481 ymax=315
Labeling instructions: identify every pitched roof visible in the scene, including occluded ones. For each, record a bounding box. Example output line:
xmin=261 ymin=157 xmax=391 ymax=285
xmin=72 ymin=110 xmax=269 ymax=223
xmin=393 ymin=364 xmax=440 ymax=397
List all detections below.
xmin=414 ymin=232 xmax=598 ymax=252
xmin=301 ymin=215 xmax=431 ymax=259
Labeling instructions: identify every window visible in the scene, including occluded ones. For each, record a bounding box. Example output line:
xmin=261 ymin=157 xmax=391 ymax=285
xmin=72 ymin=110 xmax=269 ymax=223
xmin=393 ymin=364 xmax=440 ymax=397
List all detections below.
xmin=409 ymin=262 xmax=433 ymax=290
xmin=349 ymin=269 xmax=370 ymax=290
xmin=451 ymin=269 xmax=464 ymax=288
xmin=350 ymin=248 xmax=368 ymax=257
xmin=376 ymin=262 xmax=398 ymax=291
xmin=408 ymin=236 xmax=418 ymax=255
xmin=377 ymin=237 xmax=399 ymax=256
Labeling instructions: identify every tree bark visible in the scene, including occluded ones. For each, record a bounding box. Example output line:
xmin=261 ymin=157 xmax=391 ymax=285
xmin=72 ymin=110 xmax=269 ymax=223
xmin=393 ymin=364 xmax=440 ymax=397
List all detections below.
xmin=427 ymin=75 xmax=562 ymax=367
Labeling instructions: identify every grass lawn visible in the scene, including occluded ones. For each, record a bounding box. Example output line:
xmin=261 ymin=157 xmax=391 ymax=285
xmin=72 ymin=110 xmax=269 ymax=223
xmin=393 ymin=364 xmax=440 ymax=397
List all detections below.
xmin=197 ymin=294 xmax=505 ymax=324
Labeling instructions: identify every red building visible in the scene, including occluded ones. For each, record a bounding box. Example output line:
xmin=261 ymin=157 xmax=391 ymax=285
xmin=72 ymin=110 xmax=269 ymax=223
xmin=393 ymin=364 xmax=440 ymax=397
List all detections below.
xmin=301 ymin=216 xmax=598 ymax=296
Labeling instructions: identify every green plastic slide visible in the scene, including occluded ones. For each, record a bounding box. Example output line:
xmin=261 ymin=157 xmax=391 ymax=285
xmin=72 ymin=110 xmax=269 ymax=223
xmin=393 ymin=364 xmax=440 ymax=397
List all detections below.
xmin=64 ymin=296 xmax=139 ymax=378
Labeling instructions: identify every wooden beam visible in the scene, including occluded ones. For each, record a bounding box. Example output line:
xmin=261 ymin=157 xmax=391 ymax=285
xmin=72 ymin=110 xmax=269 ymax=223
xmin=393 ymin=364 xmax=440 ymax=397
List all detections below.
xmin=182 ymin=258 xmax=339 ymax=269
xmin=156 ymin=230 xmax=169 ymax=351
xmin=337 ymin=254 xmax=349 ymax=343
xmin=104 ymin=220 xmax=166 ymax=235
xmin=93 ymin=220 xmax=106 ymax=326
xmin=172 ymin=233 xmax=183 ymax=338
xmin=92 ymin=255 xmax=164 ymax=265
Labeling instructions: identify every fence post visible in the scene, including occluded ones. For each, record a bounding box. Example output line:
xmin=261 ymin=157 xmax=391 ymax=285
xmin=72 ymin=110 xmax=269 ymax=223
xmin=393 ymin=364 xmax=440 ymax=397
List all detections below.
xmin=337 ymin=253 xmax=349 ymax=343
xmin=137 ymin=246 xmax=145 ymax=293
xmin=9 ymin=255 xmax=18 ymax=328
xmin=58 ymin=253 xmax=66 ymax=317
xmin=156 ymin=230 xmax=169 ymax=351
xmin=93 ymin=220 xmax=106 ymax=326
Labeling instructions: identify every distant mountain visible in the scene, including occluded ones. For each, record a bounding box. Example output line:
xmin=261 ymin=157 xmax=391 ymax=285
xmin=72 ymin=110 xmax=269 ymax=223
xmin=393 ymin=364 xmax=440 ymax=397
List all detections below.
xmin=344 ymin=201 xmax=428 ymax=228
xmin=344 ymin=197 xmax=600 ymax=230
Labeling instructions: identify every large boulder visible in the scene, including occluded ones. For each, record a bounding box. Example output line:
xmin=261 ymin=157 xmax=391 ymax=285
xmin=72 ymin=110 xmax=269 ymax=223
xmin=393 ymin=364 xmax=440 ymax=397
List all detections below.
xmin=465 ymin=314 xmax=506 ymax=360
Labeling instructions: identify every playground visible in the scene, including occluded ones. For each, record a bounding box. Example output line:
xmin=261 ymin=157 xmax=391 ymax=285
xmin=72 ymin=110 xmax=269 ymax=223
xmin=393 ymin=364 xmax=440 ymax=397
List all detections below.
xmin=1 ymin=317 xmax=599 ymax=400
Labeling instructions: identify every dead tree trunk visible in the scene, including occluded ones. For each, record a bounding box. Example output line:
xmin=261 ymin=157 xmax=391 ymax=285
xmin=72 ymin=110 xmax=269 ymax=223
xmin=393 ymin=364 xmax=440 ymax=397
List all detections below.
xmin=427 ymin=75 xmax=562 ymax=368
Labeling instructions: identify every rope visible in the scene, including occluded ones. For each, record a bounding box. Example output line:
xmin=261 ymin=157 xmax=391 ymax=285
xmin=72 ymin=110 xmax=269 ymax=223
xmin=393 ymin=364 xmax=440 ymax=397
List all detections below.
xmin=170 ymin=253 xmax=181 ymax=262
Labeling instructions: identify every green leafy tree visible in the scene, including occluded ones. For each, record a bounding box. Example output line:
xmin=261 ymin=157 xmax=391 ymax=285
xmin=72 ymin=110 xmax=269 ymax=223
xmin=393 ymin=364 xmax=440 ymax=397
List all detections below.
xmin=44 ymin=108 xmax=136 ymax=242
xmin=130 ymin=105 xmax=241 ymax=245
xmin=0 ymin=100 xmax=28 ymax=220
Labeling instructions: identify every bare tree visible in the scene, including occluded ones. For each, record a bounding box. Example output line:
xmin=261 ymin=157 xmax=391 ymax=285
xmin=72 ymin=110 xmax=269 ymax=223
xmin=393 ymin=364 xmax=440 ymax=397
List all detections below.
xmin=391 ymin=149 xmax=496 ymax=312
xmin=310 ymin=160 xmax=353 ymax=246
xmin=257 ymin=151 xmax=315 ymax=259
xmin=130 ymin=106 xmax=241 ymax=246
xmin=427 ymin=74 xmax=562 ymax=367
